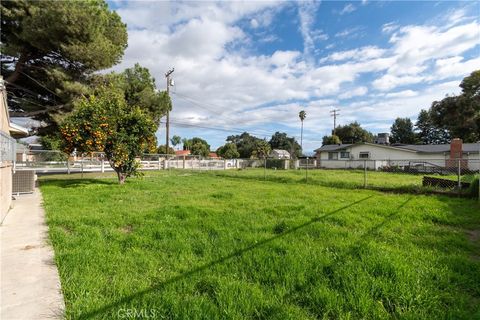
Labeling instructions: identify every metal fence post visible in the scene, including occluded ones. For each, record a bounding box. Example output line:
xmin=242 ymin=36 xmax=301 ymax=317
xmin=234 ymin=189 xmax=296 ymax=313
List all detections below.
xmin=305 ymin=157 xmax=309 ymax=183
xmin=363 ymin=160 xmax=367 ymax=188
xmin=81 ymin=154 xmax=84 ymax=178
xmin=264 ymin=158 xmax=267 ymax=180
xmin=457 ymin=158 xmax=461 ymax=189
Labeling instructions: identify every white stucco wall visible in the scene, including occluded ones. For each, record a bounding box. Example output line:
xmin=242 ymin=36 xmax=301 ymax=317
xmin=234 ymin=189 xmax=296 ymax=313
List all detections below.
xmin=316 ymin=143 xmax=479 ymax=171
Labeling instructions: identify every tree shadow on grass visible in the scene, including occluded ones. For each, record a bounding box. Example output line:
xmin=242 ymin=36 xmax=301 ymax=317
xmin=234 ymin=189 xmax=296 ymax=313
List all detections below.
xmin=40 ymin=179 xmax=116 ymax=189
xmin=283 ymin=198 xmax=412 ymax=314
xmin=212 ymin=171 xmax=465 ymax=197
xmin=77 ymin=195 xmax=374 ymax=319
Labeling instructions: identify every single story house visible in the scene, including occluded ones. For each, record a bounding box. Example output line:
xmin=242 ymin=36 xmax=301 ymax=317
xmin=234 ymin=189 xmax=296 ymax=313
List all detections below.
xmin=314 ymin=139 xmax=480 ymax=171
xmin=175 ymin=150 xmax=191 ymax=157
xmin=270 ymin=149 xmax=291 ymax=159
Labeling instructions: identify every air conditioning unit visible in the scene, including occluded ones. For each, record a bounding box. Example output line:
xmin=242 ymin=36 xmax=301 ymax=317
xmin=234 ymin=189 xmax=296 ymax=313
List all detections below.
xmin=12 ymin=170 xmax=36 ymax=194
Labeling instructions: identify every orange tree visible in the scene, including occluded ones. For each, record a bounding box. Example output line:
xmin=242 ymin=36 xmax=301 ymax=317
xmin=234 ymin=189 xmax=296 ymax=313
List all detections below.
xmin=61 ymin=87 xmax=157 ymax=184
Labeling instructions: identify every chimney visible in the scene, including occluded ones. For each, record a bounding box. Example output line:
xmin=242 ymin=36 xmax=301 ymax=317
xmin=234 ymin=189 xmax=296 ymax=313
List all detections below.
xmin=450 ymin=138 xmax=463 ymax=159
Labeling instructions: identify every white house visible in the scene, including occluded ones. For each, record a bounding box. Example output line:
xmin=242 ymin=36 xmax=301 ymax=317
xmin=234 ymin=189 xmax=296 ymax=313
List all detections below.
xmin=314 ymin=140 xmax=480 ymax=171
xmin=270 ymin=149 xmax=291 ymax=159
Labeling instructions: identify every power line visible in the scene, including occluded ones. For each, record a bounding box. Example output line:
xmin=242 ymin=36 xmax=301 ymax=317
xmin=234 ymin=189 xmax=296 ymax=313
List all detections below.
xmin=168 ymin=119 xmax=272 ymax=139
xmin=330 ymin=108 xmax=340 ymax=136
xmin=20 ymin=71 xmax=62 ymax=99
xmin=172 ymin=92 xmax=240 ymax=125
xmin=171 ymin=91 xmax=273 ymax=135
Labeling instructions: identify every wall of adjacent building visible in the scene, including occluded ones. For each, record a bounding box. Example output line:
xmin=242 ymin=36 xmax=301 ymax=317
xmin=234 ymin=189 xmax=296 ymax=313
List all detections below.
xmin=0 ymin=79 xmax=13 ymax=222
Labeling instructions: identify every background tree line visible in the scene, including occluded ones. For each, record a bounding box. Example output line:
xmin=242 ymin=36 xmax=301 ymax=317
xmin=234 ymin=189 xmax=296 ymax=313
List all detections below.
xmin=162 ymin=131 xmax=303 ymax=160
xmin=322 ymin=70 xmax=479 ymax=145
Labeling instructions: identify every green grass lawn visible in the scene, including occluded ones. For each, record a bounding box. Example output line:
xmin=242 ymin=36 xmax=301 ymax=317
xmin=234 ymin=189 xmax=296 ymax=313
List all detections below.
xmin=210 ymin=168 xmax=476 ymax=194
xmin=40 ymin=170 xmax=480 ymax=319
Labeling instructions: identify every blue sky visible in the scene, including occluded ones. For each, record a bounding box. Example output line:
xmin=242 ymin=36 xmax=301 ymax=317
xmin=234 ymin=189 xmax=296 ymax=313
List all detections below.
xmin=107 ymin=0 xmax=480 ymax=152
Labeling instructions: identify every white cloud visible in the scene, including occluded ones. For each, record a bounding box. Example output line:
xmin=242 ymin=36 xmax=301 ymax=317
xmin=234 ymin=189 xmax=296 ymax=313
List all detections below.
xmin=385 ymin=90 xmax=418 ymax=98
xmin=340 ymin=3 xmax=356 ymax=15
xmin=339 ymin=86 xmax=368 ymax=100
xmin=433 ymin=56 xmax=480 ymax=79
xmin=297 ymin=1 xmax=321 ymax=62
xmin=372 ymin=74 xmax=424 ymax=91
xmin=382 ymin=22 xmax=399 ymax=34
xmin=111 ymin=1 xmax=480 ymax=150
xmin=335 ymin=26 xmax=364 ymax=38
xmin=321 ymin=46 xmax=386 ymax=63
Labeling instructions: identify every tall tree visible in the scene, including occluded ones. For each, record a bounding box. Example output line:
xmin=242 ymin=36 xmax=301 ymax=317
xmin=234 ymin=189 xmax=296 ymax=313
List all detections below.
xmin=429 ymin=70 xmax=479 ymax=142
xmin=182 ymin=138 xmax=192 ymax=150
xmin=334 ymin=122 xmax=374 ymax=144
xmin=43 ymin=64 xmax=170 ymax=148
xmin=170 ymin=135 xmax=182 ymax=150
xmin=216 ymin=143 xmax=240 ymax=159
xmin=226 ymin=132 xmax=262 ymax=158
xmin=415 ymin=109 xmax=450 ymax=144
xmin=183 ymin=137 xmax=210 ymax=157
xmin=97 ymin=63 xmax=171 ymax=125
xmin=390 ymin=118 xmax=417 ymax=144
xmin=1 ymin=0 xmax=127 ymax=126
xmin=322 ymin=135 xmax=342 ymax=145
xmin=252 ymin=140 xmax=271 ymax=159
xmin=157 ymin=145 xmax=175 ymax=154
xmin=299 ymin=110 xmax=306 ymax=151
xmin=268 ymin=132 xmax=302 ymax=158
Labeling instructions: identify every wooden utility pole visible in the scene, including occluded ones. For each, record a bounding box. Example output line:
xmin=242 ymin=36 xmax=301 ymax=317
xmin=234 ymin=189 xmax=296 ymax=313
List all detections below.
xmin=165 ymin=68 xmax=174 ymax=152
xmin=330 ymin=108 xmax=340 ymax=136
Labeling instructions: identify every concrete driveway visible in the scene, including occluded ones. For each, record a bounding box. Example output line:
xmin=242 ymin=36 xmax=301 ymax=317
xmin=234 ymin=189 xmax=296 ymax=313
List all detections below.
xmin=1 ymin=190 xmax=65 ymax=319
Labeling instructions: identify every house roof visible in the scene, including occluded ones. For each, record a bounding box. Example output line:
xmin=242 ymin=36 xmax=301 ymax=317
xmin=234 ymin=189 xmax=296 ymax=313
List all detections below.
xmin=175 ymin=150 xmax=191 ymax=156
xmin=272 ymin=149 xmax=290 ymax=155
xmin=9 ymin=122 xmax=29 ymax=138
xmin=314 ymin=144 xmax=352 ymax=152
xmin=209 ymin=152 xmax=219 ymax=158
xmin=393 ymin=143 xmax=480 ymax=153
xmin=315 ymin=142 xmax=480 ymax=154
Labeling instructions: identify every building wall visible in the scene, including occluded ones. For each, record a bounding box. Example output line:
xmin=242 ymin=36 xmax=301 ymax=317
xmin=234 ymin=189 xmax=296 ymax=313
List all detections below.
xmin=1 ymin=80 xmax=13 ymax=222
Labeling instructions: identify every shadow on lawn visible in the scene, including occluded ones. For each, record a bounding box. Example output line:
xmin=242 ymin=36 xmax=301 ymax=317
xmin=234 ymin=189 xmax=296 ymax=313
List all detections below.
xmin=283 ymin=197 xmax=413 ymax=314
xmin=40 ymin=179 xmax=116 ymax=189
xmin=210 ymin=171 xmax=467 ymax=197
xmin=78 ymin=195 xmax=374 ymax=319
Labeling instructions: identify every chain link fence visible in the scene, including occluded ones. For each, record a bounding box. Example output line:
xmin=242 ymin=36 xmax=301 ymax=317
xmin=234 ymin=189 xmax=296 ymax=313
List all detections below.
xmin=13 ymin=150 xmax=480 ymax=197
xmin=0 ymin=131 xmax=16 ymax=165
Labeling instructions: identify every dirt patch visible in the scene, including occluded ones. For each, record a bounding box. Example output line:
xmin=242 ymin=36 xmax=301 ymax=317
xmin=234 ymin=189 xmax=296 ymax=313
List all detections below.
xmin=467 ymin=230 xmax=480 ymax=261
xmin=60 ymin=226 xmax=73 ymax=235
xmin=467 ymin=230 xmax=480 ymax=242
xmin=120 ymin=225 xmax=133 ymax=234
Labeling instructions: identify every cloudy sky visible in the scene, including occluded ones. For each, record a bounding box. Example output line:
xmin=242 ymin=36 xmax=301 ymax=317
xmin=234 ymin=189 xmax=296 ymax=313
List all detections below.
xmin=108 ymin=0 xmax=479 ymax=152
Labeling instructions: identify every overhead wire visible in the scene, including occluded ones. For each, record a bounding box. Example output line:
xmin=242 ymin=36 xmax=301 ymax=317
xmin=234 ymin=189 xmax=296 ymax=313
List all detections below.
xmin=171 ymin=91 xmax=274 ymax=137
xmin=19 ymin=71 xmax=62 ymax=99
xmin=168 ymin=119 xmax=272 ymax=139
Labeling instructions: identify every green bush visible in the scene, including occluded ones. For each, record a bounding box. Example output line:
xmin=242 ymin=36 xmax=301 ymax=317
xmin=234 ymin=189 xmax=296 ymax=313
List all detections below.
xmin=266 ymin=159 xmax=285 ymax=169
xmin=467 ymin=176 xmax=479 ymax=199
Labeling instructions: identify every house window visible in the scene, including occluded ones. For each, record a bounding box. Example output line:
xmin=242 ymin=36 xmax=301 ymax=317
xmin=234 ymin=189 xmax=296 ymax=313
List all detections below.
xmin=328 ymin=152 xmax=338 ymax=160
xmin=340 ymin=151 xmax=350 ymax=159
xmin=359 ymin=152 xmax=370 ymax=159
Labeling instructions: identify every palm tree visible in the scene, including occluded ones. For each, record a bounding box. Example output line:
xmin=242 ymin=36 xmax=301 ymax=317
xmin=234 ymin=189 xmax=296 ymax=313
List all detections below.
xmin=299 ymin=110 xmax=306 ymax=153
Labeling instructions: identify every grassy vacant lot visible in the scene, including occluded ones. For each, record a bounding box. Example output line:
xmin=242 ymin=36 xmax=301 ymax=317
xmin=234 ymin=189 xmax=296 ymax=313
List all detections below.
xmin=212 ymin=168 xmax=477 ymax=194
xmin=40 ymin=170 xmax=480 ymax=319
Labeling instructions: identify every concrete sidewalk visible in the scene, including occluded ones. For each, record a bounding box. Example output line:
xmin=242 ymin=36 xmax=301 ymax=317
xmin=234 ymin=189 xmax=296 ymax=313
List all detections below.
xmin=1 ymin=190 xmax=65 ymax=319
